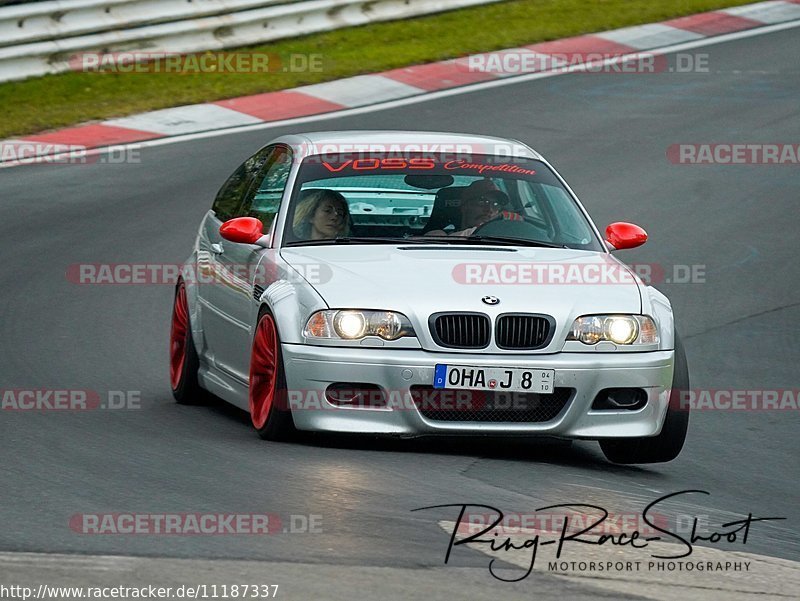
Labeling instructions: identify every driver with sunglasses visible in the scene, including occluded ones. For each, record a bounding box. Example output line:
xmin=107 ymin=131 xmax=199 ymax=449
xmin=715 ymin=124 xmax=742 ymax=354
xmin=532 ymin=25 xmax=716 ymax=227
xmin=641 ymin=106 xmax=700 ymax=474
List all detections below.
xmin=426 ymin=179 xmax=511 ymax=237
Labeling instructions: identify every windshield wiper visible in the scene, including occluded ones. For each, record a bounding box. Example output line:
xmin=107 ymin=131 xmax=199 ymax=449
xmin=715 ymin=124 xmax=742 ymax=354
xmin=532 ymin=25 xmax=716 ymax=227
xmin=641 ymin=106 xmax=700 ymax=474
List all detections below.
xmin=470 ymin=235 xmax=568 ymax=248
xmin=284 ymin=236 xmax=567 ymax=248
xmin=409 ymin=235 xmax=567 ymax=248
xmin=285 ymin=236 xmax=430 ymax=247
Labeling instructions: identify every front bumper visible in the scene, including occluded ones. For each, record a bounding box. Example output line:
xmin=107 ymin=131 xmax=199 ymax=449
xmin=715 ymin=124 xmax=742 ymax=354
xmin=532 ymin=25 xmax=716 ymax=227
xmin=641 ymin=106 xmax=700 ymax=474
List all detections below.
xmin=282 ymin=344 xmax=675 ymax=439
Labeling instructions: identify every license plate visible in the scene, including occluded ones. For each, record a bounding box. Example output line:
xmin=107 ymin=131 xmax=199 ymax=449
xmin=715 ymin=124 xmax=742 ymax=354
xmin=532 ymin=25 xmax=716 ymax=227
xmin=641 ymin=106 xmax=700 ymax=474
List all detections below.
xmin=433 ymin=365 xmax=555 ymax=394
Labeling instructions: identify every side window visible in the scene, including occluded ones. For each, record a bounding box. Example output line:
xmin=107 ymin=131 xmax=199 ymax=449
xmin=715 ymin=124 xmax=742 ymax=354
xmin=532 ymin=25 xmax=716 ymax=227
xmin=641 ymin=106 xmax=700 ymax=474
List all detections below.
xmin=241 ymin=146 xmax=293 ymax=233
xmin=211 ymin=147 xmax=275 ymax=221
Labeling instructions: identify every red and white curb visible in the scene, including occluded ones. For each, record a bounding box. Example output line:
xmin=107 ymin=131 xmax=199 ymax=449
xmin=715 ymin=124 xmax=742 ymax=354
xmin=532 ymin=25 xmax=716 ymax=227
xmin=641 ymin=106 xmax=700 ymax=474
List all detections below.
xmin=2 ymin=0 xmax=800 ymax=165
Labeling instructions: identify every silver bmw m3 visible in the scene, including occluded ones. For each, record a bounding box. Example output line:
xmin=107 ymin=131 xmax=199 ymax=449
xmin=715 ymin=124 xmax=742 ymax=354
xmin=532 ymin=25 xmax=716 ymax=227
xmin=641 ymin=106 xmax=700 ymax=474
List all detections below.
xmin=169 ymin=131 xmax=689 ymax=464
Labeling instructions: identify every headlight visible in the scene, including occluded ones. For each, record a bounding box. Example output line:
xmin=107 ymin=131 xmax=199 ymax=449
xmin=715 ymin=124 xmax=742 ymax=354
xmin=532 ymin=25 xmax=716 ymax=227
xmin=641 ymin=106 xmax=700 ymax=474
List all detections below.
xmin=334 ymin=312 xmax=366 ymax=339
xmin=304 ymin=310 xmax=416 ymax=341
xmin=567 ymin=315 xmax=659 ymax=345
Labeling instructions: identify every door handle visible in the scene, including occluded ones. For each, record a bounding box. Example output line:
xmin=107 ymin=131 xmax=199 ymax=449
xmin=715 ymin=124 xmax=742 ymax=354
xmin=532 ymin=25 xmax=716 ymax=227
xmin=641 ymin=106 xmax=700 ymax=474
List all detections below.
xmin=210 ymin=243 xmax=224 ymax=254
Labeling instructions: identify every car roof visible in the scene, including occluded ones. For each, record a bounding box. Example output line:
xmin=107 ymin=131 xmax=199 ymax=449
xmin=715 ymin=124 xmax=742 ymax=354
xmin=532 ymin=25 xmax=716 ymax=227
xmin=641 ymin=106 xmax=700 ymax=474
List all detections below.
xmin=270 ymin=130 xmax=543 ymax=160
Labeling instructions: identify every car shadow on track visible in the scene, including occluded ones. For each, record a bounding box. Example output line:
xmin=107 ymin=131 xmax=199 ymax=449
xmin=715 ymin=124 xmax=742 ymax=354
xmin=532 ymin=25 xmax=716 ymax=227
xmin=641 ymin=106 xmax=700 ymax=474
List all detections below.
xmin=302 ymin=433 xmax=654 ymax=475
xmin=196 ymin=393 xmax=655 ymax=474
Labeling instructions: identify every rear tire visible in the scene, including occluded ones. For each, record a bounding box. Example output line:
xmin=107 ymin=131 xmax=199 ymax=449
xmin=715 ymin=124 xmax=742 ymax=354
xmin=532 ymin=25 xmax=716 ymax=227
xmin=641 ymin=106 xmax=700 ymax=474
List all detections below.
xmin=170 ymin=280 xmax=205 ymax=405
xmin=249 ymin=308 xmax=297 ymax=441
xmin=600 ymin=333 xmax=690 ymax=464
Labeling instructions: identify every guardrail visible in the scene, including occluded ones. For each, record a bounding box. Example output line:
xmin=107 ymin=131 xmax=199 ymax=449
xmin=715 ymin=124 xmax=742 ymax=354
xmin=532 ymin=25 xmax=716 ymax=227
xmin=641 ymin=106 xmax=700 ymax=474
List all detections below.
xmin=0 ymin=0 xmax=502 ymax=82
xmin=0 ymin=0 xmax=296 ymax=48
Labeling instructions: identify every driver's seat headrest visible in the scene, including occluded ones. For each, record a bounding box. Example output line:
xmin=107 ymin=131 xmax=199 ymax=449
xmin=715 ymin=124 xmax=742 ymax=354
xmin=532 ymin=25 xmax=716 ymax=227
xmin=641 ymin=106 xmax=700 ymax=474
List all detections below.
xmin=422 ymin=185 xmax=468 ymax=233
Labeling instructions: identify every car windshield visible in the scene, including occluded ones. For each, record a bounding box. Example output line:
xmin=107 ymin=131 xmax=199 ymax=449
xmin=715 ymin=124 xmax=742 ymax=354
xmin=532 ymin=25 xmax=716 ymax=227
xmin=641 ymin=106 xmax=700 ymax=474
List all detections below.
xmin=283 ymin=153 xmax=603 ymax=250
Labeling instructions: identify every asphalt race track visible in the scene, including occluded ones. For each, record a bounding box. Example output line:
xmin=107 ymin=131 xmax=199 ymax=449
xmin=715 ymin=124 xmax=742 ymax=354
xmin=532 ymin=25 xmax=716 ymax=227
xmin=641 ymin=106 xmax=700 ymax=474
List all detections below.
xmin=1 ymin=27 xmax=798 ymax=600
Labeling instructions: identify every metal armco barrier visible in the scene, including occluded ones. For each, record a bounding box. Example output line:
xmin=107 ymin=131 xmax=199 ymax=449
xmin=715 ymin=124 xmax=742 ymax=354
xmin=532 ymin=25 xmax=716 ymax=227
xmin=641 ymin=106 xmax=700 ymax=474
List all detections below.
xmin=0 ymin=0 xmax=502 ymax=82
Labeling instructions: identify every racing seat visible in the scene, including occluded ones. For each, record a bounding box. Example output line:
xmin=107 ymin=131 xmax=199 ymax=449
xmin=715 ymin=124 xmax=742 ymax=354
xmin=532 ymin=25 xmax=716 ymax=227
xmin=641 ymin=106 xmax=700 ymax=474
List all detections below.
xmin=421 ymin=186 xmax=469 ymax=234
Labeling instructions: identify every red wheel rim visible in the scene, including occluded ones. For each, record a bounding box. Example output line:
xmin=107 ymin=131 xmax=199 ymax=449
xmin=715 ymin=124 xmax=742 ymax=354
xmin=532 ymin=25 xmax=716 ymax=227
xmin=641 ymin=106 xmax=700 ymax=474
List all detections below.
xmin=250 ymin=314 xmax=278 ymax=429
xmin=169 ymin=282 xmax=189 ymax=390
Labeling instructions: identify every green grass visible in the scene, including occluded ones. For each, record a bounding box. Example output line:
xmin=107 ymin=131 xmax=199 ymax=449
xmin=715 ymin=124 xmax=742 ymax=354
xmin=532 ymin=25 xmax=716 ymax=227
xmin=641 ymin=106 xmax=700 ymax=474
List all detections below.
xmin=1 ymin=0 xmax=756 ymax=138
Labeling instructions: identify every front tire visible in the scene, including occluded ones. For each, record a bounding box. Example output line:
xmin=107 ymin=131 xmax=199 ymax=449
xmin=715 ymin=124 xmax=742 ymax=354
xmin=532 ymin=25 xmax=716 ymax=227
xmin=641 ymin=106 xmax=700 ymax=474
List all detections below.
xmin=600 ymin=334 xmax=690 ymax=464
xmin=249 ymin=308 xmax=297 ymax=441
xmin=170 ymin=280 xmax=205 ymax=405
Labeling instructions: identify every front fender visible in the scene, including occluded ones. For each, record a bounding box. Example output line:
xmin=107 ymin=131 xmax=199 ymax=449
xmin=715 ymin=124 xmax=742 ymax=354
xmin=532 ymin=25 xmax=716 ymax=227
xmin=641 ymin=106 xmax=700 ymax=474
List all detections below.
xmin=254 ymin=253 xmax=328 ymax=345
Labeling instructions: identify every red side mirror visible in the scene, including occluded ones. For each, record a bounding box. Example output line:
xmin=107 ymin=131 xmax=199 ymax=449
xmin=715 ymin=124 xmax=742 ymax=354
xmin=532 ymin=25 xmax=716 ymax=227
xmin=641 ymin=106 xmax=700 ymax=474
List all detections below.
xmin=220 ymin=217 xmax=265 ymax=244
xmin=605 ymin=222 xmax=647 ymax=250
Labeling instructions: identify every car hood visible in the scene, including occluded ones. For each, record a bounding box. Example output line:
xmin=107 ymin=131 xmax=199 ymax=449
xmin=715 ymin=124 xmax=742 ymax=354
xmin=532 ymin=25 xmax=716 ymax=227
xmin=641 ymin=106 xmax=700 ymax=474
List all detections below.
xmin=280 ymin=244 xmax=642 ymax=352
